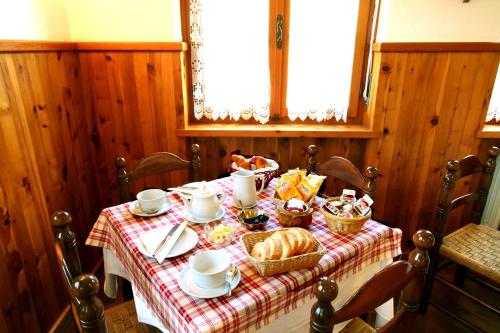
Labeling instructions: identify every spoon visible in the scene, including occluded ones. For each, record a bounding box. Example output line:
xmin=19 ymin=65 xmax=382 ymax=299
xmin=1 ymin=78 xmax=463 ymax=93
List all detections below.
xmin=238 ymin=200 xmax=251 ymax=219
xmin=225 ymin=264 xmax=238 ymax=296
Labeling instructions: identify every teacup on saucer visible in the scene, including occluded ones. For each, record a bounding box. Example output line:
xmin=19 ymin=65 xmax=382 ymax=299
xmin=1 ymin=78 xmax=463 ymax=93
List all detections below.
xmin=178 ymin=265 xmax=241 ymax=299
xmin=189 ymin=250 xmax=230 ymax=289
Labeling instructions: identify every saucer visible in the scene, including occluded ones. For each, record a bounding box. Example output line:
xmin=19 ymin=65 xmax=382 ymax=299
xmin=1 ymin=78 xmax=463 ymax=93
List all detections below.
xmin=129 ymin=200 xmax=172 ymax=217
xmin=232 ymin=201 xmax=257 ymax=209
xmin=184 ymin=207 xmax=225 ymax=224
xmin=178 ymin=265 xmax=241 ymax=298
xmin=137 ymin=226 xmax=198 ymax=258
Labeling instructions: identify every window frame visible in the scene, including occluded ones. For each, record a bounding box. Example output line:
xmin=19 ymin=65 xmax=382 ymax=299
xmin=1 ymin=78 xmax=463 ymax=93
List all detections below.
xmin=179 ymin=0 xmax=378 ymax=126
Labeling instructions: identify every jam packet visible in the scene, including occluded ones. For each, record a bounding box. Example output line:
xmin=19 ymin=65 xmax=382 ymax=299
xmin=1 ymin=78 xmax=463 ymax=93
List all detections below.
xmin=353 ymin=194 xmax=374 ymax=216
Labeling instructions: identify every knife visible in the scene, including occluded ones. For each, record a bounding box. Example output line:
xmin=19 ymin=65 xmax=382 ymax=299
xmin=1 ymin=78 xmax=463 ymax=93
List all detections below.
xmin=152 ymin=223 xmax=181 ymax=256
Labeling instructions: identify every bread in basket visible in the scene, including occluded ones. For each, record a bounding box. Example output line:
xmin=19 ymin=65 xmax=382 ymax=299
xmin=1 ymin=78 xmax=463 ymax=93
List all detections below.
xmin=230 ymin=155 xmax=279 ymax=189
xmin=240 ymin=228 xmax=325 ymax=276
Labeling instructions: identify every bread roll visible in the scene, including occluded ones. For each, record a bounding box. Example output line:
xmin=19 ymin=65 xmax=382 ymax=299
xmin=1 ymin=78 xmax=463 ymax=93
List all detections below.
xmin=250 ymin=228 xmax=317 ymax=261
xmin=231 ymin=154 xmax=252 ymax=170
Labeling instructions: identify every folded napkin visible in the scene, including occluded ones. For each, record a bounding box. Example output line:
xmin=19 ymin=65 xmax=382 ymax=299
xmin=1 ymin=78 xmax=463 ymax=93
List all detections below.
xmin=139 ymin=221 xmax=187 ymax=264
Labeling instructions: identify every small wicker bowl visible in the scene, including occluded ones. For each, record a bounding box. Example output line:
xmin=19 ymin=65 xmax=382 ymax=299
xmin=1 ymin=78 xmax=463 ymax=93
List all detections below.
xmin=272 ymin=192 xmax=315 ymax=210
xmin=321 ymin=197 xmax=371 ymax=234
xmin=276 ymin=202 xmax=313 ymax=228
xmin=240 ymin=228 xmax=325 ymax=276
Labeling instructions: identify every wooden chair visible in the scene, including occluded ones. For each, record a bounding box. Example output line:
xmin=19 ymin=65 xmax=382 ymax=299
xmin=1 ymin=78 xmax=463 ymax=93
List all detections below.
xmin=306 ymin=144 xmax=379 ymax=203
xmin=52 ymin=211 xmax=158 ymax=333
xmin=310 ymin=229 xmax=435 ymax=333
xmin=419 ymin=146 xmax=500 ymax=331
xmin=115 ymin=143 xmax=201 ymax=203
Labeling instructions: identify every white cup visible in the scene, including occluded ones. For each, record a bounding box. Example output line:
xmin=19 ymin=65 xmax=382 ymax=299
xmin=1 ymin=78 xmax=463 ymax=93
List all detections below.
xmin=189 ymin=250 xmax=230 ymax=289
xmin=137 ymin=189 xmax=167 ymax=213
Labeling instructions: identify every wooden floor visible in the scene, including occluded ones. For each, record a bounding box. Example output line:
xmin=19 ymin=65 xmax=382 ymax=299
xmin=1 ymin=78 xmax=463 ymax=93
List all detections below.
xmin=97 ymin=265 xmax=499 ymax=333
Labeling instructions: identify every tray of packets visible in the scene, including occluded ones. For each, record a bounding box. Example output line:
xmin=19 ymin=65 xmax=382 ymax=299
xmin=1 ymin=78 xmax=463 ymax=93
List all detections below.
xmin=320 ymin=189 xmax=374 ymax=234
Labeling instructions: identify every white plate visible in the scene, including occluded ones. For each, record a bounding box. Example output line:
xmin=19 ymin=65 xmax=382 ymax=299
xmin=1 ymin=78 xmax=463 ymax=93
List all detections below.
xmin=184 ymin=207 xmax=225 ymax=224
xmin=137 ymin=226 xmax=198 ymax=258
xmin=178 ymin=265 xmax=241 ymax=299
xmin=129 ymin=200 xmax=172 ymax=217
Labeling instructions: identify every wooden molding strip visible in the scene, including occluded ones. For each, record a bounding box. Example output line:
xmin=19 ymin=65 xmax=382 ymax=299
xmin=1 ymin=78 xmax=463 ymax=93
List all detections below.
xmin=76 ymin=41 xmax=188 ymax=51
xmin=177 ymin=124 xmax=380 ymax=138
xmin=373 ymin=42 xmax=500 ymax=53
xmin=477 ymin=125 xmax=500 ymax=138
xmin=0 ymin=40 xmax=187 ymax=52
xmin=0 ymin=40 xmax=77 ymax=52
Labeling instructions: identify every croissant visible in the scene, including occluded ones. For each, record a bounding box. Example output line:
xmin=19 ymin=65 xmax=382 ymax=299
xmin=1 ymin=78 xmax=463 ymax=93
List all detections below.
xmin=250 ymin=228 xmax=317 ymax=261
xmin=231 ymin=154 xmax=252 ymax=170
xmin=251 ymin=156 xmax=272 ymax=169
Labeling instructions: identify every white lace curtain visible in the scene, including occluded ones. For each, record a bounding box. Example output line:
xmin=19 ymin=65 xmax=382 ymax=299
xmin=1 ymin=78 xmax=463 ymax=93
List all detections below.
xmin=287 ymin=0 xmax=359 ymax=122
xmin=190 ymin=0 xmax=270 ymax=124
xmin=486 ymin=66 xmax=500 ymax=122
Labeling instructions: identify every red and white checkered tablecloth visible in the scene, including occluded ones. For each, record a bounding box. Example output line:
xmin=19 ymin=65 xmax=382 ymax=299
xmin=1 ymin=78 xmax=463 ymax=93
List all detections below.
xmin=86 ymin=177 xmax=401 ymax=333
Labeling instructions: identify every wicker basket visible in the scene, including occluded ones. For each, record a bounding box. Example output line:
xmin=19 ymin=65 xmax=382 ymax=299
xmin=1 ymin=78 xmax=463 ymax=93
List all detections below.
xmin=272 ymin=192 xmax=315 ymax=209
xmin=276 ymin=202 xmax=313 ymax=228
xmin=240 ymin=228 xmax=326 ymax=276
xmin=230 ymin=158 xmax=279 ymax=189
xmin=321 ymin=197 xmax=371 ymax=234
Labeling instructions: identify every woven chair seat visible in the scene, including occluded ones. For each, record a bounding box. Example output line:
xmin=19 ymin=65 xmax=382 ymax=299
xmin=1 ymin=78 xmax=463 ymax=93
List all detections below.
xmin=440 ymin=223 xmax=500 ymax=284
xmin=106 ymin=300 xmax=159 ymax=333
xmin=339 ymin=317 xmax=376 ymax=333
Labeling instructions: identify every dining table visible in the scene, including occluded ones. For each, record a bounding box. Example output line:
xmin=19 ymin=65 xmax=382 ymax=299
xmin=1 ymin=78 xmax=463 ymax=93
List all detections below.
xmin=86 ymin=176 xmax=402 ymax=333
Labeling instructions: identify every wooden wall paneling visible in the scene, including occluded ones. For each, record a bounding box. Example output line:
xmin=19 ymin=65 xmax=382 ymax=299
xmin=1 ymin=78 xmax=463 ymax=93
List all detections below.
xmin=0 ymin=54 xmax=65 ymax=332
xmin=365 ymin=52 xmax=409 ymax=219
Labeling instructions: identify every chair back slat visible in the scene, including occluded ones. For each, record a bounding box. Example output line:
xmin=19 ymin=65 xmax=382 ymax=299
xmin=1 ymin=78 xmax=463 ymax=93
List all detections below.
xmin=116 ymin=144 xmax=201 ymax=203
xmin=316 ymin=157 xmax=365 ymax=190
xmin=450 ymin=193 xmax=479 ymax=211
xmin=334 ymin=261 xmax=414 ymax=323
xmin=457 ymin=155 xmax=483 ymax=178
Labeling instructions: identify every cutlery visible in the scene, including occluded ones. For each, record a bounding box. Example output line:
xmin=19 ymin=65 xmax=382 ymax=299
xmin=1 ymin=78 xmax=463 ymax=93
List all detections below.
xmin=152 ymin=223 xmax=181 ymax=257
xmin=225 ymin=264 xmax=238 ymax=296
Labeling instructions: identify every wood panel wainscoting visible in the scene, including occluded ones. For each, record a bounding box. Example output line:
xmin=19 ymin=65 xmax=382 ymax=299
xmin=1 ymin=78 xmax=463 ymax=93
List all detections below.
xmin=0 ymin=40 xmax=499 ymax=332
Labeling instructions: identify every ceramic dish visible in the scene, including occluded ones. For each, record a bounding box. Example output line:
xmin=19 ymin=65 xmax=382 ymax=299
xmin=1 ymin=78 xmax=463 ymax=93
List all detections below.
xmin=137 ymin=226 xmax=198 ymax=258
xmin=178 ymin=265 xmax=241 ymax=299
xmin=184 ymin=207 xmax=225 ymax=224
xmin=128 ymin=200 xmax=172 ymax=217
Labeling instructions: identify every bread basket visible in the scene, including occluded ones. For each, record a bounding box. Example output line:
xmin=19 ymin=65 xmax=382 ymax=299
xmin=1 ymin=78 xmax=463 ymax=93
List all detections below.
xmin=240 ymin=228 xmax=325 ymax=276
xmin=321 ymin=197 xmax=371 ymax=234
xmin=230 ymin=157 xmax=279 ymax=189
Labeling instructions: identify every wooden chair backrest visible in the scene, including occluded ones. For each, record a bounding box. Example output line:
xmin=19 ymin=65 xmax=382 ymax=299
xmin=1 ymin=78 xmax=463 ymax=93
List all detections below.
xmin=115 ymin=143 xmax=201 ymax=202
xmin=434 ymin=146 xmax=499 ymax=237
xmin=52 ymin=211 xmax=107 ymax=333
xmin=310 ymin=229 xmax=435 ymax=333
xmin=306 ymin=144 xmax=379 ymax=201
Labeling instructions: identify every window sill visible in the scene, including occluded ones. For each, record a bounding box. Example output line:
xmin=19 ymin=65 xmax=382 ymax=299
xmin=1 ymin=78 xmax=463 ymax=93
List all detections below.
xmin=176 ymin=124 xmax=380 ymax=138
xmin=478 ymin=125 xmax=500 ymax=138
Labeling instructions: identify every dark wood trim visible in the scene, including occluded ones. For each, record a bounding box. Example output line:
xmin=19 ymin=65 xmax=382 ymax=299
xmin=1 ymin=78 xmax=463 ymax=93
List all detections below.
xmin=177 ymin=124 xmax=380 ymax=138
xmin=373 ymin=42 xmax=500 ymax=53
xmin=0 ymin=40 xmax=187 ymax=52
xmin=76 ymin=42 xmax=188 ymax=51
xmin=0 ymin=40 xmax=77 ymax=52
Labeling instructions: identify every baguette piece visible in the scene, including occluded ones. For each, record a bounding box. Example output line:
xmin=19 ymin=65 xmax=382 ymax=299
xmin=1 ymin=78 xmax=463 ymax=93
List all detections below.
xmin=250 ymin=228 xmax=317 ymax=261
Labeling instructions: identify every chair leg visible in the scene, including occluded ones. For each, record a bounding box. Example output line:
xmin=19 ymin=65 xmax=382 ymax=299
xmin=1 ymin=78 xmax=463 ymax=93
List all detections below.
xmin=122 ymin=278 xmax=134 ymax=301
xmin=453 ymin=264 xmax=468 ymax=287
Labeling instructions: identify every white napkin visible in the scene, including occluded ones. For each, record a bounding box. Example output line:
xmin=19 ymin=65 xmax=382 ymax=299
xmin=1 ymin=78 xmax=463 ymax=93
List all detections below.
xmin=139 ymin=221 xmax=187 ymax=264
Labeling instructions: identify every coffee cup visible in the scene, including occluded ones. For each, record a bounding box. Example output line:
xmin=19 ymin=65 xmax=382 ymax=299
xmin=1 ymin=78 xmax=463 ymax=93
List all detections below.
xmin=189 ymin=250 xmax=230 ymax=289
xmin=137 ymin=189 xmax=167 ymax=213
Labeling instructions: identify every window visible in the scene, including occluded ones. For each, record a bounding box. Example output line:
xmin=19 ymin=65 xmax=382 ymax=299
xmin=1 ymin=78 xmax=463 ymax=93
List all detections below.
xmin=184 ymin=0 xmax=376 ymax=124
xmin=486 ymin=66 xmax=500 ymax=123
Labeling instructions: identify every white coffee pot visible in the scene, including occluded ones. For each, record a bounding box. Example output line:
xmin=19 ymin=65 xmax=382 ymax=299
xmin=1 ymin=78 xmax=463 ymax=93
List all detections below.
xmin=182 ymin=185 xmax=226 ymax=220
xmin=231 ymin=170 xmax=265 ymax=208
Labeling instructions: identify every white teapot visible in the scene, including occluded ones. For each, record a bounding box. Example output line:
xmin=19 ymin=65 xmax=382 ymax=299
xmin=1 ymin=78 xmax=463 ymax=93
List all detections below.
xmin=182 ymin=184 xmax=226 ymax=220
